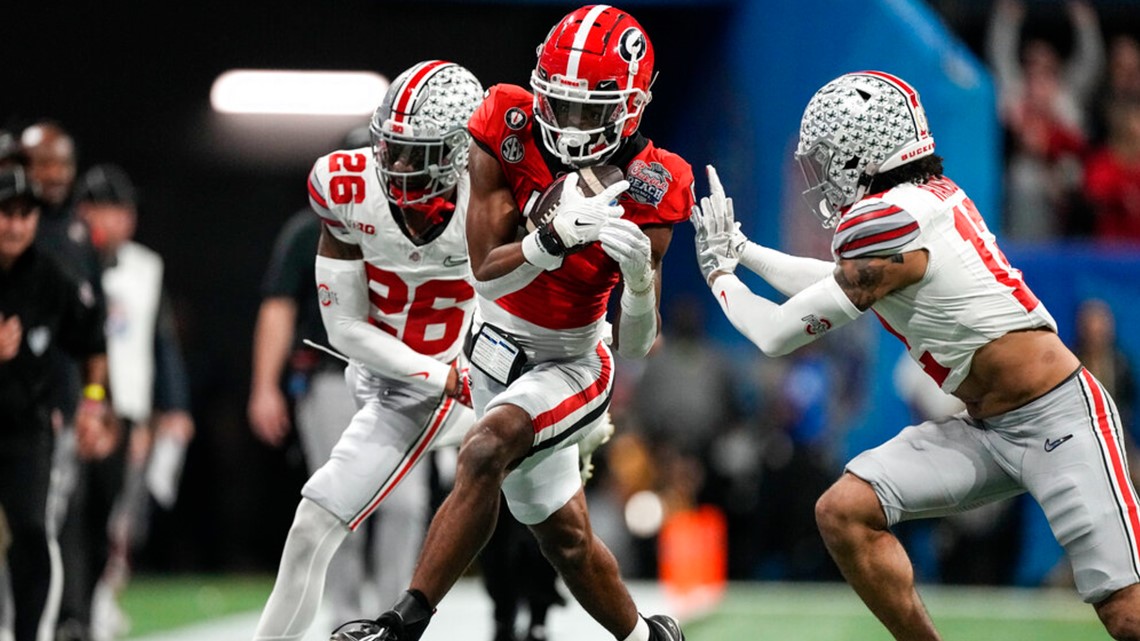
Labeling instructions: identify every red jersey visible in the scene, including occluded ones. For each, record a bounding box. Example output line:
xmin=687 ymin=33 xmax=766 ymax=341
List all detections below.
xmin=468 ymin=83 xmax=694 ymax=330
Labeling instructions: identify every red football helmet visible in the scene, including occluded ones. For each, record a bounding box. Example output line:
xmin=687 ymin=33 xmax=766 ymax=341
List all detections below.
xmin=530 ymin=4 xmax=655 ymax=166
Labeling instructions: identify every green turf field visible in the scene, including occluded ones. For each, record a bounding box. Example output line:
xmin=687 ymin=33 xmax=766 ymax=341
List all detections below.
xmin=684 ymin=582 xmax=1108 ymax=641
xmin=119 ymin=575 xmax=1110 ymax=640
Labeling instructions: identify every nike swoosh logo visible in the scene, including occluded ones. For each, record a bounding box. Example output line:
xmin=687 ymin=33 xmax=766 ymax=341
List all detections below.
xmin=1044 ymin=434 xmax=1074 ymax=452
xmin=719 ymin=289 xmax=728 ymax=310
xmin=443 ymin=255 xmax=467 ymax=267
xmin=408 ymin=371 xmax=430 ymax=380
xmin=573 ymin=219 xmax=590 ymax=227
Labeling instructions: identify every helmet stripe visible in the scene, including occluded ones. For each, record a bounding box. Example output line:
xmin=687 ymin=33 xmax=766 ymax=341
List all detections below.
xmin=392 ymin=60 xmax=449 ymax=124
xmin=566 ymin=4 xmax=611 ymax=80
xmin=854 ymin=70 xmax=928 ymax=139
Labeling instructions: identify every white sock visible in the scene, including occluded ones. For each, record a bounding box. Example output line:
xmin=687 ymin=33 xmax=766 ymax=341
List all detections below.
xmin=253 ymin=498 xmax=349 ymax=641
xmin=621 ymin=616 xmax=650 ymax=641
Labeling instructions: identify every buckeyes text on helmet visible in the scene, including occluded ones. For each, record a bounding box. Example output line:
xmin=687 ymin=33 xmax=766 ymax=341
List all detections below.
xmin=794 ymin=70 xmax=935 ymax=228
xmin=530 ymin=4 xmax=655 ymax=167
xmin=370 ymin=60 xmax=484 ymax=207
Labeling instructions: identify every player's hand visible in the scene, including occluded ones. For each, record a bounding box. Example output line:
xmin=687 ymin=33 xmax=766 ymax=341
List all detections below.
xmin=549 ymin=173 xmax=629 ymax=249
xmin=248 ymin=385 xmax=291 ymax=447
xmin=691 ymin=165 xmax=739 ymax=285
xmin=75 ymin=400 xmax=121 ymax=460
xmin=0 ymin=314 xmax=22 ymax=363
xmin=446 ymin=360 xmax=473 ymax=408
xmin=599 ymin=218 xmax=654 ymax=294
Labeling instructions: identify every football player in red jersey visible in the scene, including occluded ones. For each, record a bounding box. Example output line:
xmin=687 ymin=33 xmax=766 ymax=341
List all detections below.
xmin=336 ymin=5 xmax=691 ymax=641
xmin=693 ymin=71 xmax=1140 ymax=641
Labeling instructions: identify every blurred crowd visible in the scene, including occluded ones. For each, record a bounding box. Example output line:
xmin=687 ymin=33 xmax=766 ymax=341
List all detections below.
xmin=988 ymin=0 xmax=1140 ymax=244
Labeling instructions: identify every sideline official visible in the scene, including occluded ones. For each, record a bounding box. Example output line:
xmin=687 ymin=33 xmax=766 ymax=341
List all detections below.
xmin=0 ymin=164 xmax=113 ymax=641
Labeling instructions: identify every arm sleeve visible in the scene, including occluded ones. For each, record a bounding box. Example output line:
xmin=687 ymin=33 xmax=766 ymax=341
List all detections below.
xmin=316 ymin=255 xmax=451 ymax=392
xmin=737 ymin=242 xmax=836 ymax=297
xmin=151 ymin=293 xmax=191 ymax=412
xmin=614 ymin=283 xmax=656 ymax=359
xmin=711 ymin=273 xmax=862 ymax=357
xmin=472 ymin=260 xmax=545 ymax=300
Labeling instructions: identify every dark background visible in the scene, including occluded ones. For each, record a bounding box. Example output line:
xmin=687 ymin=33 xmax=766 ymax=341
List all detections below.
xmin=5 ymin=0 xmax=1140 ymax=573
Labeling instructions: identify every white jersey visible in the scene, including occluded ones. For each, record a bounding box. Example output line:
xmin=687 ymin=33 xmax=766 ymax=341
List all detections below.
xmin=831 ymin=176 xmax=1056 ymax=393
xmin=307 ymin=147 xmax=475 ymax=364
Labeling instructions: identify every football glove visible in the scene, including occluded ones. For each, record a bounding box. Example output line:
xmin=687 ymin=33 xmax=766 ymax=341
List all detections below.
xmin=599 ymin=217 xmax=654 ymax=294
xmin=691 ymin=165 xmax=740 ymax=285
xmin=548 ymin=172 xmax=629 ymax=250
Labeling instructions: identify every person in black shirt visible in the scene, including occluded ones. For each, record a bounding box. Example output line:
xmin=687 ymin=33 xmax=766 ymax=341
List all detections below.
xmin=0 ymin=164 xmax=111 ymax=641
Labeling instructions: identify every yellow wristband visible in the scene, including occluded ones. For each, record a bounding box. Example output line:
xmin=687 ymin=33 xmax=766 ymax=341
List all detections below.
xmin=83 ymin=383 xmax=106 ymax=402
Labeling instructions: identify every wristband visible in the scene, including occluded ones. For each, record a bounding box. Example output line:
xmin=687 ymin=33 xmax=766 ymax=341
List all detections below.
xmin=83 ymin=383 xmax=107 ymax=402
xmin=521 ymin=230 xmax=564 ymax=271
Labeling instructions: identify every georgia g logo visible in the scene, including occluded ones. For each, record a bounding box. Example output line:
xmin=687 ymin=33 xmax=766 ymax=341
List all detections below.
xmin=617 ymin=28 xmax=646 ymax=64
xmin=802 ymin=314 xmax=832 ymax=336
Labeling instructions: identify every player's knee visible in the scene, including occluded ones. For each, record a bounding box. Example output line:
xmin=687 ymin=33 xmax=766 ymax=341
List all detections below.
xmin=458 ymin=409 xmax=532 ymax=479
xmin=1097 ymin=584 xmax=1140 ymax=641
xmin=535 ymin=520 xmax=590 ymax=573
xmin=815 ymin=474 xmax=880 ymax=544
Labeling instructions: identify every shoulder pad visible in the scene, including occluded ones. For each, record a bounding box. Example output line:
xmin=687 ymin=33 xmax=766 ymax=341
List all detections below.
xmin=832 ymin=199 xmax=920 ymax=259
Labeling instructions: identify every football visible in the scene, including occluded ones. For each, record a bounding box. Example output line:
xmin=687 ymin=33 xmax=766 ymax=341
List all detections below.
xmin=523 ymin=164 xmax=626 ymax=234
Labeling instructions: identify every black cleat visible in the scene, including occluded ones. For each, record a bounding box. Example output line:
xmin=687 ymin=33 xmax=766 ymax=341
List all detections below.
xmin=645 ymin=614 xmax=685 ymax=641
xmin=329 ymin=619 xmax=387 ymax=641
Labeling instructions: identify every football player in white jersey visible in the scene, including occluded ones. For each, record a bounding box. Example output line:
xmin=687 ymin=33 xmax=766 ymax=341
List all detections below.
xmin=692 ymin=70 xmax=1140 ymax=641
xmin=250 ymin=60 xmax=483 ymax=641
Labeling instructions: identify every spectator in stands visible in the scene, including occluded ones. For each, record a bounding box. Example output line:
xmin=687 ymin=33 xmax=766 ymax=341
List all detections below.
xmin=1074 ymin=298 xmax=1134 ymax=436
xmin=987 ymin=0 xmax=1104 ymax=240
xmin=1083 ymin=93 xmax=1140 ymax=242
xmin=72 ymin=164 xmax=194 ymax=641
xmin=1091 ymin=34 xmax=1140 ymax=142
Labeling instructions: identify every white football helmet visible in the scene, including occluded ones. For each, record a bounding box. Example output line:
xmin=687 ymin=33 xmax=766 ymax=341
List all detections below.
xmin=370 ymin=60 xmax=484 ymax=207
xmin=795 ymin=71 xmax=935 ymax=227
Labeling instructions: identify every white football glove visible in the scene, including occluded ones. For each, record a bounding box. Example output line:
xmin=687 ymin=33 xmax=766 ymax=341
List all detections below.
xmin=599 ymin=217 xmax=654 ymax=293
xmin=549 ymin=172 xmax=629 ymax=250
xmin=691 ymin=165 xmax=740 ymax=285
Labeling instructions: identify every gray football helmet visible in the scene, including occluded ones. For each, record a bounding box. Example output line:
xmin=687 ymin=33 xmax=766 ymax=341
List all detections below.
xmin=370 ymin=60 xmax=483 ymax=207
xmin=795 ymin=70 xmax=935 ymax=227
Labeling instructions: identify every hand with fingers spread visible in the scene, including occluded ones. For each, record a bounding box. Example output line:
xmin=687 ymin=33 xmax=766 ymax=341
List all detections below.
xmin=691 ymin=165 xmax=741 ymax=285
xmin=548 ymin=172 xmax=630 ymax=251
xmin=599 ymin=218 xmax=654 ymax=293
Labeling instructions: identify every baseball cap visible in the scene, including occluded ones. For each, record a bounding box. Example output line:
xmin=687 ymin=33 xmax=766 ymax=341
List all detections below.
xmin=0 ymin=166 xmax=44 ymax=208
xmin=75 ymin=163 xmax=136 ymax=207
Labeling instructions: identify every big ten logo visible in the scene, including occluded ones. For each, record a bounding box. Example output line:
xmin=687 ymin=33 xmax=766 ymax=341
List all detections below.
xmin=354 ymin=221 xmax=376 ymax=235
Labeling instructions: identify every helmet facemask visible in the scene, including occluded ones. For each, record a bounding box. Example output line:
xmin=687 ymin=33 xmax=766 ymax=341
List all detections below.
xmin=373 ymin=125 xmax=469 ymax=207
xmin=369 ymin=61 xmax=482 ymax=210
xmin=530 ymin=73 xmax=648 ymax=167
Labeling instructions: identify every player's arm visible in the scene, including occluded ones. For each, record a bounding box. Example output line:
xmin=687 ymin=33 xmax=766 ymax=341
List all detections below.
xmin=465 ymin=142 xmax=545 ymax=298
xmin=834 ymin=251 xmax=928 ymax=310
xmin=314 ymin=226 xmax=460 ymax=396
xmin=606 ymin=222 xmax=669 ymax=359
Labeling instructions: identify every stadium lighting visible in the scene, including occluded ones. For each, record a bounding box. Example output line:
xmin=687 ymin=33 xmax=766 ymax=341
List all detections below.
xmin=210 ymin=70 xmax=388 ymax=116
